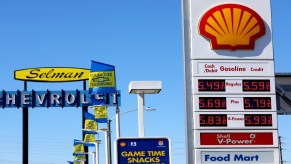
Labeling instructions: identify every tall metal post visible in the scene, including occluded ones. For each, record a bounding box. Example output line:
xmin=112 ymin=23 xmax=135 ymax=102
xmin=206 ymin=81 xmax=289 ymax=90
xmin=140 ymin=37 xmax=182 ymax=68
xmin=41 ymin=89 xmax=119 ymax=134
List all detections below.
xmin=94 ymin=141 xmax=101 ymax=164
xmin=23 ymin=81 xmax=28 ymax=164
xmin=107 ymin=120 xmax=112 ymax=164
xmin=115 ymin=105 xmax=120 ymax=138
xmin=82 ymin=80 xmax=89 ymax=164
xmin=104 ymin=131 xmax=109 ymax=164
xmin=137 ymin=93 xmax=145 ymax=137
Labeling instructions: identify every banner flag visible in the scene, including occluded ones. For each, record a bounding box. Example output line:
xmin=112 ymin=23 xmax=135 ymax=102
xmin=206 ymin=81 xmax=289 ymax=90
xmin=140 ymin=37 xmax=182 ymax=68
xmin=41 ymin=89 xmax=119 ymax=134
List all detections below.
xmin=84 ymin=111 xmax=95 ymax=120
xmin=74 ymin=139 xmax=95 ymax=147
xmin=89 ymin=60 xmax=116 ymax=106
xmin=94 ymin=106 xmax=108 ymax=123
xmin=74 ymin=154 xmax=86 ymax=162
xmin=84 ymin=119 xmax=98 ymax=131
xmin=83 ymin=130 xmax=96 ymax=145
xmin=84 ymin=111 xmax=98 ymax=131
xmin=73 ymin=139 xmax=84 ymax=156
xmin=84 ymin=134 xmax=95 ymax=143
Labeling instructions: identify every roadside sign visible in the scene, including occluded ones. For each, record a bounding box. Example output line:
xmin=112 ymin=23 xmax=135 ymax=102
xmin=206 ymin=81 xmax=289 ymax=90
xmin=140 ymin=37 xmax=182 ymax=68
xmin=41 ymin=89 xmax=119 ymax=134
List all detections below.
xmin=115 ymin=137 xmax=171 ymax=164
xmin=182 ymin=0 xmax=278 ymax=163
xmin=192 ymin=60 xmax=274 ymax=77
xmin=195 ymin=148 xmax=279 ymax=164
xmin=195 ymin=130 xmax=278 ymax=148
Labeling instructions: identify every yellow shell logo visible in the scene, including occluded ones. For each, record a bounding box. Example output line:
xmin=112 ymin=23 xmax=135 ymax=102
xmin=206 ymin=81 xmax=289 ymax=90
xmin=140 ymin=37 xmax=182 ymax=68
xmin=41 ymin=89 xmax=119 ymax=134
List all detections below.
xmin=199 ymin=4 xmax=265 ymax=51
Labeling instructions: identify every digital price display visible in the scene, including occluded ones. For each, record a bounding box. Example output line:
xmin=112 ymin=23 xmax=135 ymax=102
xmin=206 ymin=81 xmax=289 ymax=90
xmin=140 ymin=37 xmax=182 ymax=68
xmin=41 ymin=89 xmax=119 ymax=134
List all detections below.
xmin=199 ymin=114 xmax=227 ymax=126
xmin=244 ymin=97 xmax=272 ymax=109
xmin=242 ymin=80 xmax=270 ymax=92
xmin=245 ymin=114 xmax=273 ymax=126
xmin=194 ymin=95 xmax=276 ymax=111
xmin=199 ymin=97 xmax=226 ymax=109
xmin=193 ymin=77 xmax=275 ymax=94
xmin=194 ymin=112 xmax=277 ymax=129
xmin=198 ymin=79 xmax=225 ymax=91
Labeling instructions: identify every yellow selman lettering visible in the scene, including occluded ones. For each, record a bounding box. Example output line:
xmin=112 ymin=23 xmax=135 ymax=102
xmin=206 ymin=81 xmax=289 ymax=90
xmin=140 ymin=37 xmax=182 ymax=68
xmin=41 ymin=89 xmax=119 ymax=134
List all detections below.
xmin=14 ymin=67 xmax=89 ymax=82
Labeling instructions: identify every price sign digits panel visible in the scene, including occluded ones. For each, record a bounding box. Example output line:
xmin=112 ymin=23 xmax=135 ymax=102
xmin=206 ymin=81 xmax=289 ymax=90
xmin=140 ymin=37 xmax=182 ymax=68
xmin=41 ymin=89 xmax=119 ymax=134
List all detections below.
xmin=193 ymin=77 xmax=276 ymax=94
xmin=194 ymin=112 xmax=277 ymax=130
xmin=193 ymin=95 xmax=277 ymax=111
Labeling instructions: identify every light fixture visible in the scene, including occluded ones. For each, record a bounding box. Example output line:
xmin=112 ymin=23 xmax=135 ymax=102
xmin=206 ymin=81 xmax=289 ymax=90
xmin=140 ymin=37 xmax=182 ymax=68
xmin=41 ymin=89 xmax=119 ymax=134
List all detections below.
xmin=129 ymin=81 xmax=162 ymax=94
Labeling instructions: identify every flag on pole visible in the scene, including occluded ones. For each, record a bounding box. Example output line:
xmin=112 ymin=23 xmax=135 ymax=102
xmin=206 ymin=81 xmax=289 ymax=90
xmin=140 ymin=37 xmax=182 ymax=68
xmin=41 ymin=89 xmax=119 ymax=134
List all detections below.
xmin=74 ymin=154 xmax=86 ymax=162
xmin=84 ymin=111 xmax=98 ymax=131
xmin=89 ymin=60 xmax=116 ymax=106
xmin=73 ymin=139 xmax=84 ymax=156
xmin=93 ymin=106 xmax=108 ymax=123
xmin=83 ymin=130 xmax=97 ymax=146
xmin=84 ymin=111 xmax=95 ymax=120
xmin=74 ymin=138 xmax=95 ymax=147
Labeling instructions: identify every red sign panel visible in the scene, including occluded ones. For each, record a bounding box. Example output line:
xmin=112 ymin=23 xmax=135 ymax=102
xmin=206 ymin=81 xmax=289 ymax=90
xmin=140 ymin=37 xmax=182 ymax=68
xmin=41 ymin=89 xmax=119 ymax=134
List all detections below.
xmin=200 ymin=132 xmax=273 ymax=145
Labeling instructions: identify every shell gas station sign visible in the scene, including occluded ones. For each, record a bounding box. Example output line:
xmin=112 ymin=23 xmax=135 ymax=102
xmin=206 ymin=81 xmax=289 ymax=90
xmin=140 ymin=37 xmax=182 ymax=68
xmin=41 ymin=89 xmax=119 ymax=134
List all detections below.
xmin=189 ymin=0 xmax=273 ymax=60
xmin=198 ymin=4 xmax=265 ymax=51
xmin=182 ymin=0 xmax=279 ymax=163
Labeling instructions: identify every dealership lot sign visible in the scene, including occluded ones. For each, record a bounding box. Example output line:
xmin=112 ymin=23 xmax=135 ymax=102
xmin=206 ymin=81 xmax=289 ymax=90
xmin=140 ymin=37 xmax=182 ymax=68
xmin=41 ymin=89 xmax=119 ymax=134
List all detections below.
xmin=15 ymin=67 xmax=90 ymax=82
xmin=0 ymin=90 xmax=120 ymax=108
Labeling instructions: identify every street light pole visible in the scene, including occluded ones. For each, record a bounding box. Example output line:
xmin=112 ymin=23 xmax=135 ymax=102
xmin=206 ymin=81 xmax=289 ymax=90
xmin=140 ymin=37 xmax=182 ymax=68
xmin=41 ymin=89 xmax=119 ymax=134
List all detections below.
xmin=115 ymin=105 xmax=120 ymax=138
xmin=129 ymin=81 xmax=162 ymax=137
xmin=107 ymin=120 xmax=112 ymax=164
xmin=92 ymin=152 xmax=96 ymax=164
xmin=100 ymin=128 xmax=109 ymax=164
xmin=94 ymin=140 xmax=101 ymax=164
xmin=137 ymin=93 xmax=145 ymax=137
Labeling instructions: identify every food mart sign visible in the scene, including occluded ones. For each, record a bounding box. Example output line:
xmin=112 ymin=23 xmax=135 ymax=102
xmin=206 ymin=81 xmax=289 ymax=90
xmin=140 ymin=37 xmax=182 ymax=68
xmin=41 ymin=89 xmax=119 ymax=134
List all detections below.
xmin=195 ymin=149 xmax=279 ymax=164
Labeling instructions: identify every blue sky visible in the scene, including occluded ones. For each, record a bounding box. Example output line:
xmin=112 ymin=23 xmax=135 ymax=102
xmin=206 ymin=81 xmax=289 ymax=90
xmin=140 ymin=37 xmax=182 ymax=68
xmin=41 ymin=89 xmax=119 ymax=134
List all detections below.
xmin=0 ymin=0 xmax=290 ymax=164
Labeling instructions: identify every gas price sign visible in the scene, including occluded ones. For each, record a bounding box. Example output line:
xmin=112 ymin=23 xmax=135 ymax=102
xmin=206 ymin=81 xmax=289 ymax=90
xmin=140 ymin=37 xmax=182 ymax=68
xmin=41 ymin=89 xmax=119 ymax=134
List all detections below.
xmin=193 ymin=95 xmax=276 ymax=111
xmin=194 ymin=130 xmax=278 ymax=148
xmin=192 ymin=60 xmax=274 ymax=77
xmin=194 ymin=112 xmax=277 ymax=129
xmin=193 ymin=77 xmax=275 ymax=94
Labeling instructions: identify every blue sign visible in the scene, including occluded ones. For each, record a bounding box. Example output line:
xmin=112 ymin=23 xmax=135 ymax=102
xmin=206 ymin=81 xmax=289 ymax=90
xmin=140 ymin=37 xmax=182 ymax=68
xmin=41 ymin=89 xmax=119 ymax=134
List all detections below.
xmin=0 ymin=90 xmax=121 ymax=108
xmin=116 ymin=137 xmax=171 ymax=164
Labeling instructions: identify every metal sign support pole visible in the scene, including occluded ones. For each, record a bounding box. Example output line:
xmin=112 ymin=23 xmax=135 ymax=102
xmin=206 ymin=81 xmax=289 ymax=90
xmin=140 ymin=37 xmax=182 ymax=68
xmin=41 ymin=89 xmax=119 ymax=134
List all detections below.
xmin=23 ymin=81 xmax=28 ymax=164
xmin=82 ymin=80 xmax=89 ymax=164
xmin=107 ymin=119 xmax=112 ymax=164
